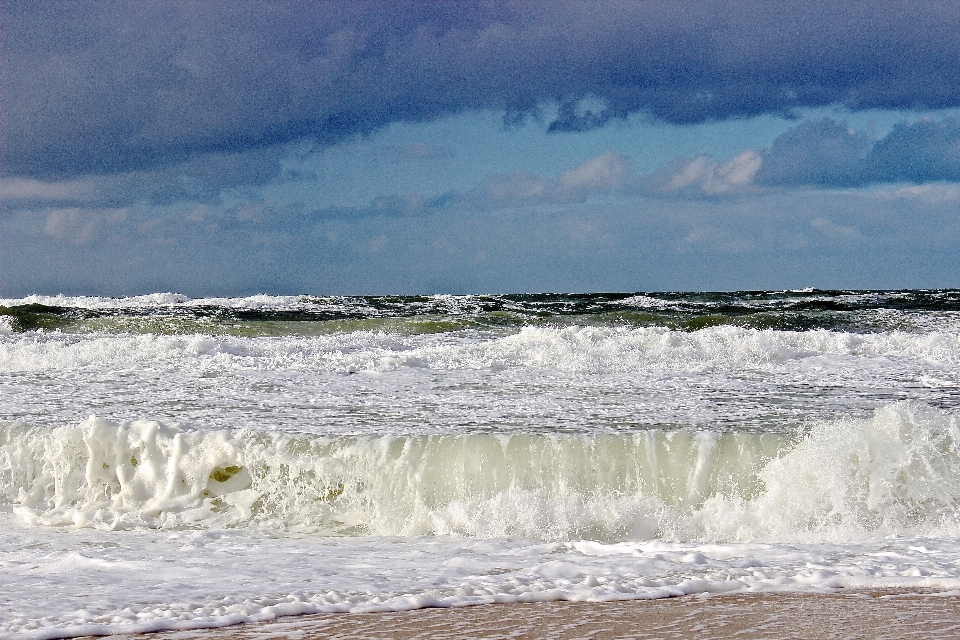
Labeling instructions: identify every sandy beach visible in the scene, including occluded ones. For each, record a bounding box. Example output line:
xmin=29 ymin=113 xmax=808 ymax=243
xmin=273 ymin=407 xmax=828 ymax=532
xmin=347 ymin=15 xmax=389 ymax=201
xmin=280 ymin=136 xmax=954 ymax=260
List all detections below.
xmin=97 ymin=591 xmax=960 ymax=640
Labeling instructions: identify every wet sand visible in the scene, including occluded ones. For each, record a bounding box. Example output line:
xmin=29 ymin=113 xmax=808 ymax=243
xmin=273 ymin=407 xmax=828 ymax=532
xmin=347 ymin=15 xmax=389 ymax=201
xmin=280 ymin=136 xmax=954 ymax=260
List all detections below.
xmin=98 ymin=591 xmax=960 ymax=639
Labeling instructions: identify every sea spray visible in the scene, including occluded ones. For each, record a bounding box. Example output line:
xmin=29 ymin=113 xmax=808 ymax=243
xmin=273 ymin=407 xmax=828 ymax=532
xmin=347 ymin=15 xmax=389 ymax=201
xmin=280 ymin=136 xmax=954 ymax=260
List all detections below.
xmin=697 ymin=402 xmax=960 ymax=541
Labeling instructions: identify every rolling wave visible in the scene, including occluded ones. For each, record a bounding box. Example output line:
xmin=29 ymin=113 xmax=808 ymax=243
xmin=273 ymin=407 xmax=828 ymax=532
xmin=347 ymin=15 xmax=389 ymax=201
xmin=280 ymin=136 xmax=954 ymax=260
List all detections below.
xmin=4 ymin=403 xmax=958 ymax=543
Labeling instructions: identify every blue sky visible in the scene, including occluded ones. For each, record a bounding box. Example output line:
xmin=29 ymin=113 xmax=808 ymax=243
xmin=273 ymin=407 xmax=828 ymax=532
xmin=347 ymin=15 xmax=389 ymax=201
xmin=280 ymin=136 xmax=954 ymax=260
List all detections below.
xmin=2 ymin=1 xmax=960 ymax=296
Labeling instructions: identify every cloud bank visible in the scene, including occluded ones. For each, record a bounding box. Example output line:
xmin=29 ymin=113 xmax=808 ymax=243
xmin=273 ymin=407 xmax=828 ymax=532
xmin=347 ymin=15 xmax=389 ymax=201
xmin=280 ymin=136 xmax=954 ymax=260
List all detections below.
xmin=649 ymin=117 xmax=960 ymax=195
xmin=756 ymin=118 xmax=960 ymax=187
xmin=6 ymin=1 xmax=960 ymax=178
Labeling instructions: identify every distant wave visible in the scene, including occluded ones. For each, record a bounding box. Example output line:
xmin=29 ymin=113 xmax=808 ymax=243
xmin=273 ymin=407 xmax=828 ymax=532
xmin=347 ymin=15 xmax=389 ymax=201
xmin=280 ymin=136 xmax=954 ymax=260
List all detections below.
xmin=3 ymin=289 xmax=959 ymax=335
xmin=2 ymin=323 xmax=958 ymax=373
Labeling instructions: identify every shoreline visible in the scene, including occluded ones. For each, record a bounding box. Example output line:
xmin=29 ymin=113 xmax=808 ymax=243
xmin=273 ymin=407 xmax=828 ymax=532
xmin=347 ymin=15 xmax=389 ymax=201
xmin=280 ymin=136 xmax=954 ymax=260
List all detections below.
xmin=94 ymin=590 xmax=960 ymax=640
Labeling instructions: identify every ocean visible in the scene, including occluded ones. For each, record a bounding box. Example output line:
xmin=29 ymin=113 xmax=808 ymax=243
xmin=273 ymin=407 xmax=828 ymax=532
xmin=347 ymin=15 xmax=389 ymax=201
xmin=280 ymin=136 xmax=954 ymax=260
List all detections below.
xmin=2 ymin=289 xmax=960 ymax=638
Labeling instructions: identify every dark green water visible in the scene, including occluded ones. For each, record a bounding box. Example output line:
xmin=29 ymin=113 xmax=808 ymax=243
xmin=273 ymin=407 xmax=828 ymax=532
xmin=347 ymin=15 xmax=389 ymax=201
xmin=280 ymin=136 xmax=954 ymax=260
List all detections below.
xmin=2 ymin=289 xmax=958 ymax=336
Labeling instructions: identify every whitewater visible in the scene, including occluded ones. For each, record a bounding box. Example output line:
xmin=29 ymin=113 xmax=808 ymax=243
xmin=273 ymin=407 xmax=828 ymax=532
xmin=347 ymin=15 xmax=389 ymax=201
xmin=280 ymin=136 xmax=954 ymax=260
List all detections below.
xmin=2 ymin=290 xmax=960 ymax=638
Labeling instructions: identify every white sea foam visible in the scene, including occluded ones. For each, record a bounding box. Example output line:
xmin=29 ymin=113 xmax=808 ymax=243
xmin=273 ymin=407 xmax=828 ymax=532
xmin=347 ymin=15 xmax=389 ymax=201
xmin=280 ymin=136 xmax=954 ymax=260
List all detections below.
xmin=2 ymin=325 xmax=958 ymax=438
xmin=0 ymin=292 xmax=191 ymax=308
xmin=0 ymin=292 xmax=507 ymax=314
xmin=2 ymin=325 xmax=959 ymax=374
xmin=6 ymin=514 xmax=959 ymax=639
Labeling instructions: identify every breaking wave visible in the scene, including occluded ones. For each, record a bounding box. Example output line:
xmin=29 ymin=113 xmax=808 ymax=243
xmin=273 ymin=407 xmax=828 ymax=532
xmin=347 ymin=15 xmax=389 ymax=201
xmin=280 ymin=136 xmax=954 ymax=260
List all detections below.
xmin=4 ymin=403 xmax=958 ymax=543
xmin=3 ymin=324 xmax=959 ymax=374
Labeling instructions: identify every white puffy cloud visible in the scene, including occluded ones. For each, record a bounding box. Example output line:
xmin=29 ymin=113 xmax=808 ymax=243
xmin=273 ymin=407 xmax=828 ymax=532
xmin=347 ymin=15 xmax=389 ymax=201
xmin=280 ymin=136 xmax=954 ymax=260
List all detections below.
xmin=473 ymin=151 xmax=632 ymax=207
xmin=557 ymin=151 xmax=630 ymax=193
xmin=647 ymin=150 xmax=762 ymax=197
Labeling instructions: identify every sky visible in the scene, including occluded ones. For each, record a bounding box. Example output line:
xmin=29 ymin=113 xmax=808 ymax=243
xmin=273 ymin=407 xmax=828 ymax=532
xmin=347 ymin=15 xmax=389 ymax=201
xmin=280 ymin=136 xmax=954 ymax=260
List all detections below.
xmin=2 ymin=0 xmax=960 ymax=296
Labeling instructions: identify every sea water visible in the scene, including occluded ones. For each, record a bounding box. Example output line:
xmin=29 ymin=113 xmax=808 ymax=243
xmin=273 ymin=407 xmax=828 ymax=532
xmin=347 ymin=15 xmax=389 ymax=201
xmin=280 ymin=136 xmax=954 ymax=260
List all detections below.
xmin=2 ymin=290 xmax=960 ymax=638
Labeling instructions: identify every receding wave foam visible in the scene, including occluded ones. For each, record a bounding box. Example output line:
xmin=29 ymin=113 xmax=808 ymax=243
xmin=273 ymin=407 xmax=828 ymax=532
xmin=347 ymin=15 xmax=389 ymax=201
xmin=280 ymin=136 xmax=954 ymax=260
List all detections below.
xmin=4 ymin=403 xmax=958 ymax=542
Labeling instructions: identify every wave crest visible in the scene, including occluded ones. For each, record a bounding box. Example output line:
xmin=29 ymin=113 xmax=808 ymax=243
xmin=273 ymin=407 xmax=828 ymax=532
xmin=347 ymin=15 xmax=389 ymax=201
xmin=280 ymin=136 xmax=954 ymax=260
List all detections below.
xmin=4 ymin=403 xmax=960 ymax=542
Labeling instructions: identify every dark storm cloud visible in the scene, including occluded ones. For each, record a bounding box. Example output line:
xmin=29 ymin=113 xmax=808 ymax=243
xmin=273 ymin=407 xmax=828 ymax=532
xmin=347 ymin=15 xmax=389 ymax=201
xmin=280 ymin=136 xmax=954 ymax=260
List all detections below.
xmin=755 ymin=117 xmax=960 ymax=187
xmin=0 ymin=146 xmax=284 ymax=209
xmin=753 ymin=120 xmax=874 ymax=188
xmin=5 ymin=0 xmax=960 ymax=180
xmin=869 ymin=119 xmax=960 ymax=183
